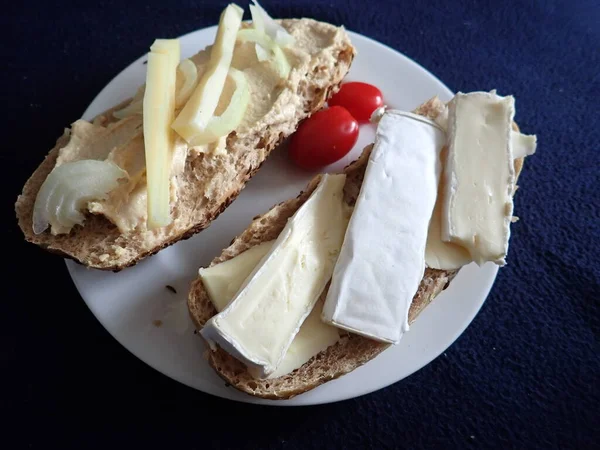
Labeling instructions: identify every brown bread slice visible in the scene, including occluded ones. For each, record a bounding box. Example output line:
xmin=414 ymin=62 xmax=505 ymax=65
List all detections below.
xmin=188 ymin=97 xmax=526 ymax=400
xmin=15 ymin=19 xmax=355 ymax=271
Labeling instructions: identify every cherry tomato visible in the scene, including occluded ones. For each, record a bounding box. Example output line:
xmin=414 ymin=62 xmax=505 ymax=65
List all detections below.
xmin=327 ymin=82 xmax=384 ymax=123
xmin=288 ymin=106 xmax=359 ymax=170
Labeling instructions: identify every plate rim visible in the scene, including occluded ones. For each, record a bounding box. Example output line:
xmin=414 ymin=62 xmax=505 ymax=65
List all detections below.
xmin=65 ymin=24 xmax=497 ymax=406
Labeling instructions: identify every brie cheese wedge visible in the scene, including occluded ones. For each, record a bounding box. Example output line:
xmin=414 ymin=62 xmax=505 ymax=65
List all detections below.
xmin=426 ymin=93 xmax=537 ymax=270
xmin=199 ymin=241 xmax=341 ymax=379
xmin=322 ymin=110 xmax=444 ymax=344
xmin=201 ymin=174 xmax=348 ymax=378
xmin=441 ymin=91 xmax=516 ymax=266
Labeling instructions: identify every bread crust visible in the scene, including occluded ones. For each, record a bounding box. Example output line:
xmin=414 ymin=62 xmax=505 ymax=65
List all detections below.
xmin=188 ymin=98 xmax=453 ymax=399
xmin=15 ymin=19 xmax=356 ymax=271
xmin=188 ymin=97 xmax=527 ymax=400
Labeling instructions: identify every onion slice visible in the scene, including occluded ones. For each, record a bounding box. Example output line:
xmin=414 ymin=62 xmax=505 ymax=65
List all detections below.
xmin=189 ymin=68 xmax=250 ymax=146
xmin=175 ymin=59 xmax=199 ymax=108
xmin=236 ymin=29 xmax=291 ymax=79
xmin=33 ymin=160 xmax=127 ymax=235
xmin=171 ymin=4 xmax=244 ymax=143
xmin=255 ymin=43 xmax=271 ymax=62
xmin=113 ymin=99 xmax=143 ymax=120
xmin=250 ymin=0 xmax=295 ymax=47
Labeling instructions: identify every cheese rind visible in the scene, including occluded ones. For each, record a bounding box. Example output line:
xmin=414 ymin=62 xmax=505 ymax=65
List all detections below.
xmin=200 ymin=174 xmax=348 ymax=378
xmin=199 ymin=241 xmax=340 ymax=379
xmin=442 ymin=91 xmax=516 ymax=266
xmin=435 ymin=102 xmax=537 ymax=160
xmin=322 ymin=111 xmax=444 ymax=344
xmin=426 ymin=96 xmax=537 ymax=270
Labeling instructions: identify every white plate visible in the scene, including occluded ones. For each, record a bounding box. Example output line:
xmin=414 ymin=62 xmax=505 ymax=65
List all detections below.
xmin=66 ymin=25 xmax=499 ymax=406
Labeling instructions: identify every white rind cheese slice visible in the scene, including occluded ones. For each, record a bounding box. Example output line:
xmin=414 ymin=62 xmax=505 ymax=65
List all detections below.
xmin=201 ymin=174 xmax=348 ymax=378
xmin=441 ymin=91 xmax=516 ymax=266
xmin=424 ymin=175 xmax=473 ymax=270
xmin=322 ymin=111 xmax=444 ymax=344
xmin=511 ymin=132 xmax=537 ymax=159
xmin=199 ymin=241 xmax=340 ymax=379
xmin=435 ymin=101 xmax=537 ymax=160
xmin=426 ymin=95 xmax=537 ymax=270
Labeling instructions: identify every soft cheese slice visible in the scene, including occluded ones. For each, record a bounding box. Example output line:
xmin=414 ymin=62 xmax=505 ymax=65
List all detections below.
xmin=425 ymin=175 xmax=472 ymax=270
xmin=201 ymin=174 xmax=348 ymax=378
xmin=442 ymin=91 xmax=516 ymax=265
xmin=199 ymin=241 xmax=340 ymax=379
xmin=426 ymin=96 xmax=537 ymax=270
xmin=322 ymin=111 xmax=444 ymax=344
xmin=201 ymin=242 xmax=274 ymax=306
xmin=435 ymin=101 xmax=537 ymax=160
xmin=143 ymin=39 xmax=180 ymax=229
xmin=512 ymin=132 xmax=537 ymax=159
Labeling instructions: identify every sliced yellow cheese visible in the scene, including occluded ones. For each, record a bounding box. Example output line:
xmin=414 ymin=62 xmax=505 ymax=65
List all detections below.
xmin=143 ymin=38 xmax=180 ymax=229
xmin=171 ymin=4 xmax=244 ymax=143
xmin=150 ymin=39 xmax=181 ymax=65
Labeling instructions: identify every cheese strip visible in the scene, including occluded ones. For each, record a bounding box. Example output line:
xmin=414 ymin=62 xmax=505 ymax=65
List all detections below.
xmin=199 ymin=241 xmax=340 ymax=379
xmin=201 ymin=174 xmax=348 ymax=378
xmin=171 ymin=4 xmax=244 ymax=142
xmin=143 ymin=39 xmax=180 ymax=229
xmin=322 ymin=111 xmax=444 ymax=344
xmin=441 ymin=91 xmax=516 ymax=265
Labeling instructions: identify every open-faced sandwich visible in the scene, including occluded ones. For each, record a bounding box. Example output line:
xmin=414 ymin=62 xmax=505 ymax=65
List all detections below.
xmin=15 ymin=2 xmax=355 ymax=271
xmin=188 ymin=91 xmax=538 ymax=399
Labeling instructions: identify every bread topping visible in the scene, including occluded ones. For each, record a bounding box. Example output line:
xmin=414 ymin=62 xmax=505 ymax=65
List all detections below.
xmin=425 ymin=95 xmax=537 ymax=270
xmin=201 ymin=174 xmax=348 ymax=378
xmin=48 ymin=18 xmax=347 ymax=235
xmin=171 ymin=4 xmax=245 ymax=142
xmin=322 ymin=111 xmax=444 ymax=344
xmin=199 ymin=240 xmax=340 ymax=379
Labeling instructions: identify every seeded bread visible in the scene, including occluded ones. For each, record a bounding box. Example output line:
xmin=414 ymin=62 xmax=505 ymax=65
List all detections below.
xmin=15 ymin=19 xmax=355 ymax=271
xmin=188 ymin=97 xmax=526 ymax=400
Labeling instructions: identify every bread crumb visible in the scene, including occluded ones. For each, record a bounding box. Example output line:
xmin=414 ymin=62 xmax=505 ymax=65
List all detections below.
xmin=165 ymin=285 xmax=177 ymax=294
xmin=111 ymin=245 xmax=126 ymax=257
xmin=152 ymin=320 xmax=163 ymax=327
xmin=511 ymin=216 xmax=519 ymax=223
xmin=99 ymin=253 xmax=110 ymax=262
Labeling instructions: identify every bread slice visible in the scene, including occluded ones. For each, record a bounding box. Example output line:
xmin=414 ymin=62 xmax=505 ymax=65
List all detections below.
xmin=188 ymin=97 xmax=527 ymax=400
xmin=15 ymin=19 xmax=355 ymax=271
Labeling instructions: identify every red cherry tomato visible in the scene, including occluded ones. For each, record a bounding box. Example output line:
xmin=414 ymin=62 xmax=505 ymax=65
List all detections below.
xmin=327 ymin=82 xmax=384 ymax=123
xmin=288 ymin=106 xmax=359 ymax=170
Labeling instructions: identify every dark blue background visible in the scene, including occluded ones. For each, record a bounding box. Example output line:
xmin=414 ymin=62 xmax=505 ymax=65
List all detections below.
xmin=4 ymin=0 xmax=598 ymax=448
